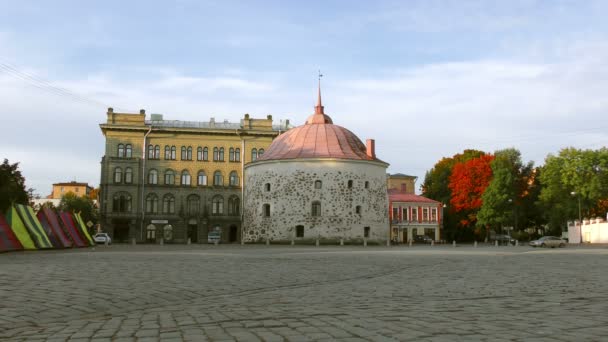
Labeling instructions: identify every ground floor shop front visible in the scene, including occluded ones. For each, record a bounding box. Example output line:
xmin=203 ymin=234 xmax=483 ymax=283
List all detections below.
xmin=101 ymin=215 xmax=242 ymax=244
xmin=390 ymin=224 xmax=441 ymax=243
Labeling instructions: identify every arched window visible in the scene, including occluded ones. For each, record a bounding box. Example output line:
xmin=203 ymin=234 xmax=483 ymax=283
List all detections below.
xmin=165 ymin=145 xmax=171 ymax=159
xmin=355 ymin=205 xmax=361 ymax=215
xmin=197 ymin=171 xmax=207 ymax=186
xmin=114 ymin=167 xmax=122 ymax=184
xmin=212 ymin=195 xmax=224 ymax=215
xmin=214 ymin=171 xmax=223 ymax=186
xmin=348 ymin=180 xmax=353 ymax=188
xmin=148 ymin=169 xmax=158 ymax=184
xmin=235 ymin=148 xmax=240 ymax=162
xmin=228 ymin=196 xmax=240 ymax=215
xmin=187 ymin=146 xmax=192 ymax=160
xmin=146 ymin=194 xmax=158 ymax=213
xmin=187 ymin=195 xmax=200 ymax=215
xmin=181 ymin=146 xmax=187 ymax=160
xmin=197 ymin=147 xmax=203 ymax=161
xmin=251 ymin=148 xmax=258 ymax=161
xmin=365 ymin=181 xmax=369 ymax=189
xmin=165 ymin=169 xmax=175 ymax=185
xmin=148 ymin=144 xmax=154 ymax=159
xmin=170 ymin=146 xmax=176 ymax=160
xmin=154 ymin=145 xmax=160 ymax=159
xmin=213 ymin=147 xmax=219 ymax=161
xmin=112 ymin=192 xmax=132 ymax=212
xmin=265 ymin=183 xmax=271 ymax=192
xmin=125 ymin=144 xmax=132 ymax=158
xmin=263 ymin=203 xmax=270 ymax=217
xmin=314 ymin=180 xmax=322 ymax=189
xmin=219 ymin=147 xmax=225 ymax=161
xmin=124 ymin=167 xmax=133 ymax=184
xmin=258 ymin=148 xmax=265 ymax=157
xmin=229 ymin=147 xmax=235 ymax=162
xmin=229 ymin=171 xmax=239 ymax=186
xmin=146 ymin=224 xmax=156 ymax=240
xmin=203 ymin=147 xmax=209 ymax=161
xmin=162 ymin=194 xmax=175 ymax=214
xmin=117 ymin=144 xmax=124 ymax=158
xmin=181 ymin=170 xmax=191 ymax=186
xmin=312 ymin=201 xmax=321 ymax=217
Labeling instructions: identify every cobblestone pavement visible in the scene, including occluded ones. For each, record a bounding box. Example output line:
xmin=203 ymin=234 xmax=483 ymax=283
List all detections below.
xmin=1 ymin=244 xmax=607 ymax=342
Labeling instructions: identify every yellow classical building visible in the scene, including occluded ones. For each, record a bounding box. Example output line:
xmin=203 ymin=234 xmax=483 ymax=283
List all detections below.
xmin=99 ymin=108 xmax=291 ymax=243
xmin=49 ymin=181 xmax=93 ymax=199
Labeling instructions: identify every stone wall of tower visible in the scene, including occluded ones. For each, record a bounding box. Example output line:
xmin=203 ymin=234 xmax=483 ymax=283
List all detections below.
xmin=243 ymin=159 xmax=390 ymax=243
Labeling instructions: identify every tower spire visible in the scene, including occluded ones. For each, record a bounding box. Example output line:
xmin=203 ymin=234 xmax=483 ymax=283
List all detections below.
xmin=315 ymin=70 xmax=324 ymax=115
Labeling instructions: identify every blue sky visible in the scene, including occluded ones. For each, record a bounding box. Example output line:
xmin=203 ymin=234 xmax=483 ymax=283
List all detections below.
xmin=1 ymin=0 xmax=608 ymax=195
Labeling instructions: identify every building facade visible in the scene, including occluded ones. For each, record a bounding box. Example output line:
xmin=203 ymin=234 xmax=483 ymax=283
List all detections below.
xmin=49 ymin=181 xmax=93 ymax=199
xmin=388 ymin=174 xmax=442 ymax=243
xmin=243 ymin=89 xmax=390 ymax=244
xmin=99 ymin=108 xmax=290 ymax=243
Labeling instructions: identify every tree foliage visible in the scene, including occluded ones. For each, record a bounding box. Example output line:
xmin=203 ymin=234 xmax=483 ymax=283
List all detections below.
xmin=0 ymin=159 xmax=30 ymax=213
xmin=476 ymin=148 xmax=537 ymax=234
xmin=59 ymin=192 xmax=98 ymax=225
xmin=538 ymin=147 xmax=608 ymax=232
xmin=449 ymin=154 xmax=495 ymax=215
xmin=421 ymin=150 xmax=486 ymax=241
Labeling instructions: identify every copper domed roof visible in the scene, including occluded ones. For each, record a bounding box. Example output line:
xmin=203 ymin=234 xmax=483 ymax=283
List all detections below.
xmin=257 ymin=83 xmax=381 ymax=162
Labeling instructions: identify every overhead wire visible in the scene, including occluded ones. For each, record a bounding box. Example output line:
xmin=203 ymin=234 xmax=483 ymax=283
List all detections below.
xmin=0 ymin=58 xmax=136 ymax=112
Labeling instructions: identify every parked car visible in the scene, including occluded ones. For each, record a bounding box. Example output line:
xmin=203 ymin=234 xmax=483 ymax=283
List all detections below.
xmin=207 ymin=231 xmax=221 ymax=244
xmin=492 ymin=234 xmax=517 ymax=245
xmin=529 ymin=236 xmax=566 ymax=248
xmin=93 ymin=233 xmax=112 ymax=245
xmin=413 ymin=235 xmax=433 ymax=244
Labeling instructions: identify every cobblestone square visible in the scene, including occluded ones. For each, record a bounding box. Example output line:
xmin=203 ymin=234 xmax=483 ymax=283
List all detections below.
xmin=1 ymin=245 xmax=607 ymax=341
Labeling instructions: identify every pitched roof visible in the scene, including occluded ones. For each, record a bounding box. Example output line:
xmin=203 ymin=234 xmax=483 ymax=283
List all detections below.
xmin=388 ymin=191 xmax=440 ymax=204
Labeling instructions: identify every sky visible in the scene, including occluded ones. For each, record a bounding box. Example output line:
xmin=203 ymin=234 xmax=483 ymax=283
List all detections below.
xmin=1 ymin=0 xmax=608 ymax=196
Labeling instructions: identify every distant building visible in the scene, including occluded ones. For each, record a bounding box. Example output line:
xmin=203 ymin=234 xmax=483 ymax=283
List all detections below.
xmin=243 ymin=86 xmax=390 ymax=244
xmin=568 ymin=219 xmax=608 ymax=243
xmin=387 ymin=173 xmax=417 ymax=194
xmin=49 ymin=181 xmax=93 ymax=199
xmin=99 ymin=108 xmax=291 ymax=243
xmin=388 ymin=174 xmax=442 ymax=243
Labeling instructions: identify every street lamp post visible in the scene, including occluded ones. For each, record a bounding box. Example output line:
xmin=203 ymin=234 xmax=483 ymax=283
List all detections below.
xmin=570 ymin=191 xmax=582 ymax=243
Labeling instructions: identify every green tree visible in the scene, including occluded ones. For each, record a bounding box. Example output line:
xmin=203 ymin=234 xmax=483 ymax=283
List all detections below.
xmin=59 ymin=192 xmax=98 ymax=226
xmin=477 ymin=148 xmax=534 ymax=236
xmin=0 ymin=159 xmax=30 ymax=213
xmin=538 ymin=147 xmax=608 ymax=234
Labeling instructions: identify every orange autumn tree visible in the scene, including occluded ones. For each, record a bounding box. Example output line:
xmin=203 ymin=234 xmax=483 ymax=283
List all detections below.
xmin=448 ymin=154 xmax=495 ymax=228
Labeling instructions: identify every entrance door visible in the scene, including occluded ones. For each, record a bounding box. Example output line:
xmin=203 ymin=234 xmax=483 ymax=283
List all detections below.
xmin=113 ymin=219 xmax=130 ymax=242
xmin=229 ymin=225 xmax=238 ymax=243
xmin=188 ymin=224 xmax=198 ymax=243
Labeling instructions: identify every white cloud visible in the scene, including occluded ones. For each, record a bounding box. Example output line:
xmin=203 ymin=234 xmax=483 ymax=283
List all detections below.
xmin=325 ymin=43 xmax=608 ymax=189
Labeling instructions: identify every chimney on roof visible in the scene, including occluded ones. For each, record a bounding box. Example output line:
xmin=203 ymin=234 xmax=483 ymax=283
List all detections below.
xmin=366 ymin=139 xmax=376 ymax=159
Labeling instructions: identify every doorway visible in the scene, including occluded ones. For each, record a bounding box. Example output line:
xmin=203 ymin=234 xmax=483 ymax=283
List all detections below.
xmin=229 ymin=225 xmax=238 ymax=243
xmin=188 ymin=224 xmax=198 ymax=243
xmin=112 ymin=219 xmax=130 ymax=242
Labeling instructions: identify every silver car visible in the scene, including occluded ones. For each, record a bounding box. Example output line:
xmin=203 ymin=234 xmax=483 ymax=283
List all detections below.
xmin=93 ymin=233 xmax=112 ymax=245
xmin=529 ymin=236 xmax=566 ymax=248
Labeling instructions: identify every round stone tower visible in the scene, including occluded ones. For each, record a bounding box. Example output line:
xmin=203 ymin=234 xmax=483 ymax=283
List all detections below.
xmin=243 ymin=84 xmax=389 ymax=244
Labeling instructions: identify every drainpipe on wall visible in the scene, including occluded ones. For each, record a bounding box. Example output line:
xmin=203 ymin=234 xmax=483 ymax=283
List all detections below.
xmin=241 ymin=137 xmax=245 ymax=244
xmin=140 ymin=125 xmax=152 ymax=242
